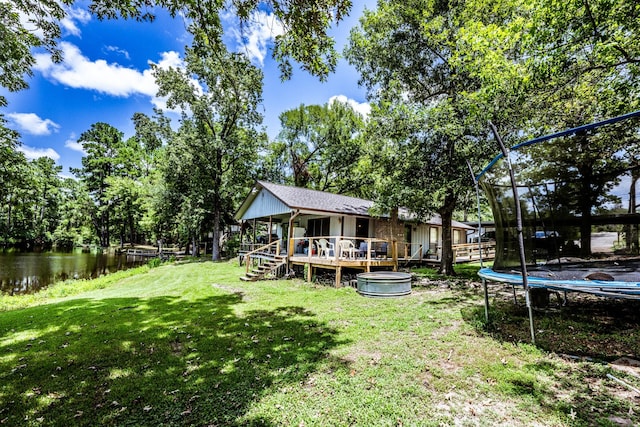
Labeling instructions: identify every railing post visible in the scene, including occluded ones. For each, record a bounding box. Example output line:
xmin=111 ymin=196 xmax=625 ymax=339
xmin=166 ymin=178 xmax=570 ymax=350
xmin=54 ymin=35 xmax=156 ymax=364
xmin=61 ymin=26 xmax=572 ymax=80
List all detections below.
xmin=392 ymin=240 xmax=398 ymax=271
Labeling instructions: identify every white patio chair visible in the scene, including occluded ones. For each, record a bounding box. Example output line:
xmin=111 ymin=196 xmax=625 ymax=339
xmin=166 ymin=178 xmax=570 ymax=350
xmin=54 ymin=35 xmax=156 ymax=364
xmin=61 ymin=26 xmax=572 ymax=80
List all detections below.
xmin=337 ymin=240 xmax=357 ymax=259
xmin=316 ymin=238 xmax=334 ymax=258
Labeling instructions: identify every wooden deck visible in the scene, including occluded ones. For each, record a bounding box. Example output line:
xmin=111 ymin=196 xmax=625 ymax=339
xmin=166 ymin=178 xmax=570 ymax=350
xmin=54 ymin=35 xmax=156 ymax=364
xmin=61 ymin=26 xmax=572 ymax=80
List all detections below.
xmin=289 ymin=253 xmax=397 ymax=287
xmin=240 ymin=237 xmax=496 ymax=287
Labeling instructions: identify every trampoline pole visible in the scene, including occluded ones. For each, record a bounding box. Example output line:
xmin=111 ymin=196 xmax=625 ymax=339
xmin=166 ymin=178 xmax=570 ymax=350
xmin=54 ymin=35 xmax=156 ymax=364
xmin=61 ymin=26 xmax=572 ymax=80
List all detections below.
xmin=466 ymin=160 xmax=484 ymax=268
xmin=490 ymin=121 xmax=536 ymax=345
xmin=466 ymin=160 xmax=489 ymax=325
xmin=483 ymin=278 xmax=489 ymax=323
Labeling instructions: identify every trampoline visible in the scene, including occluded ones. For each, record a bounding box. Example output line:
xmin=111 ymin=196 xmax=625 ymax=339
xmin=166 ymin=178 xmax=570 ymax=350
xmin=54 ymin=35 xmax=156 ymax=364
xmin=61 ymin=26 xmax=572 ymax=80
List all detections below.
xmin=473 ymin=110 xmax=640 ymax=342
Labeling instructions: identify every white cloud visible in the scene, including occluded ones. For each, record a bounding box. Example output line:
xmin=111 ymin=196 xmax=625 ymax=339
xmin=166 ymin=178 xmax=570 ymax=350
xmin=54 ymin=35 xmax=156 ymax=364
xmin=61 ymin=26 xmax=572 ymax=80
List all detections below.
xmin=64 ymin=133 xmax=85 ymax=153
xmin=33 ymin=42 xmax=189 ymax=114
xmin=17 ymin=6 xmax=90 ymax=41
xmin=7 ymin=113 xmax=60 ymax=135
xmin=329 ymin=95 xmax=371 ymax=119
xmin=17 ymin=145 xmax=60 ymax=161
xmin=34 ymin=42 xmax=161 ymax=98
xmin=225 ymin=11 xmax=284 ymax=66
xmin=104 ymin=45 xmax=131 ymax=60
xmin=154 ymin=50 xmax=184 ymax=70
xmin=61 ymin=7 xmax=91 ymax=37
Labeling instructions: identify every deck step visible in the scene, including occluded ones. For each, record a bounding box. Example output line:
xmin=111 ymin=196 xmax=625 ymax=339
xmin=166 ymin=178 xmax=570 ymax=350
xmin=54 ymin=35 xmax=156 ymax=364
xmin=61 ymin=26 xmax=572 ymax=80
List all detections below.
xmin=240 ymin=252 xmax=288 ymax=281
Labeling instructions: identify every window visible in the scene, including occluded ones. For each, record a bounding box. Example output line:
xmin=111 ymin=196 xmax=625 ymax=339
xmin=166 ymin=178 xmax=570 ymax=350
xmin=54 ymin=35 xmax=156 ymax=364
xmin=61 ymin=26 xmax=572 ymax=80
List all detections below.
xmin=307 ymin=217 xmax=330 ymax=237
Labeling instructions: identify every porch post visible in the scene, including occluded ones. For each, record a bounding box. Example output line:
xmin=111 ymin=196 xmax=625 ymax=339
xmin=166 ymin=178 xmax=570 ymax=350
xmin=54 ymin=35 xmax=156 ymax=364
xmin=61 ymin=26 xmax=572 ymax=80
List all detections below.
xmin=392 ymin=240 xmax=398 ymax=271
xmin=252 ymin=219 xmax=257 ymax=246
xmin=336 ymin=266 xmax=342 ymax=288
xmin=239 ymin=221 xmax=245 ymax=261
xmin=268 ymin=216 xmax=273 ymax=243
xmin=288 ymin=210 xmax=300 ymax=268
xmin=307 ymin=263 xmax=313 ymax=282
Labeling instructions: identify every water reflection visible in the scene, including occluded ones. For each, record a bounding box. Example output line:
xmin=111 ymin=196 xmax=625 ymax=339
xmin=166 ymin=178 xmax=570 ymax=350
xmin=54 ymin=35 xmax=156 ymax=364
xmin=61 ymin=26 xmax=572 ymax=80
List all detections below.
xmin=0 ymin=250 xmax=147 ymax=295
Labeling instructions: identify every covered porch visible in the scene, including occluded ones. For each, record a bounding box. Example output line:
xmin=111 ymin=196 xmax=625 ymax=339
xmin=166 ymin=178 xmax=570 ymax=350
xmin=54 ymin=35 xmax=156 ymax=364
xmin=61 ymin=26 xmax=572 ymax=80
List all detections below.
xmin=235 ymin=181 xmax=489 ymax=285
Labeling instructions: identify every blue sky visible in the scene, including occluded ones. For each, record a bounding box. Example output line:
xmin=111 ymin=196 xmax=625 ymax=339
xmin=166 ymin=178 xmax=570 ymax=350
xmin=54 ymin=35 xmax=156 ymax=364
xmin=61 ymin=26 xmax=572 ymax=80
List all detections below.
xmin=3 ymin=1 xmax=376 ymax=175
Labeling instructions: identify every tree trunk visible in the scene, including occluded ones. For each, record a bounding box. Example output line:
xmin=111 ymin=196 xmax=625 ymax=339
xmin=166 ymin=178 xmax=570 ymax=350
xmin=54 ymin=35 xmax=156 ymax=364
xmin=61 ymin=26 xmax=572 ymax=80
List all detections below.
xmin=211 ymin=147 xmax=223 ymax=261
xmin=579 ymin=181 xmax=592 ymax=257
xmin=628 ymin=174 xmax=639 ymax=254
xmin=212 ymin=209 xmax=221 ymax=260
xmin=438 ymin=192 xmax=457 ymax=276
xmin=579 ymin=211 xmax=592 ymax=257
xmin=576 ymin=135 xmax=593 ymax=258
xmin=6 ymin=191 xmax=13 ymax=243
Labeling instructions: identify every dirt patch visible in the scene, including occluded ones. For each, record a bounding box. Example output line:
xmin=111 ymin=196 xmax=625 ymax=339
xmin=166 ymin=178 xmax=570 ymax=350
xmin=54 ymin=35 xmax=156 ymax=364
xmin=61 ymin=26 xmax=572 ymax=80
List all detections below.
xmin=341 ymin=347 xmax=383 ymax=365
xmin=610 ymin=357 xmax=640 ymax=380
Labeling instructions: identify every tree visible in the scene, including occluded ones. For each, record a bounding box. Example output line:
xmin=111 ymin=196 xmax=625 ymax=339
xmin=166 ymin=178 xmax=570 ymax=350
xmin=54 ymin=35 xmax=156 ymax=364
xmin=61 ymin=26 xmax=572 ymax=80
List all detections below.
xmin=346 ymin=0 xmax=527 ymax=274
xmin=53 ymin=178 xmax=95 ymax=248
xmin=29 ymin=157 xmax=63 ymax=245
xmin=518 ymin=83 xmax=640 ymax=257
xmin=266 ymin=100 xmax=367 ymax=196
xmin=515 ymin=0 xmax=640 ymax=256
xmin=72 ymin=122 xmax=142 ymax=247
xmin=0 ymin=137 xmax=29 ymax=245
xmin=153 ymin=40 xmax=265 ymax=260
xmin=1 ymin=0 xmax=352 ymax=136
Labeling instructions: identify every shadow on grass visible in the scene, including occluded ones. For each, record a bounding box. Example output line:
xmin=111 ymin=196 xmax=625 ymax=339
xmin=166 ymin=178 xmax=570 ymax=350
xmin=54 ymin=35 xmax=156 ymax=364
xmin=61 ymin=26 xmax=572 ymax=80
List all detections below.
xmin=459 ymin=294 xmax=640 ymax=425
xmin=461 ymin=295 xmax=640 ymax=360
xmin=0 ymin=293 xmax=345 ymax=425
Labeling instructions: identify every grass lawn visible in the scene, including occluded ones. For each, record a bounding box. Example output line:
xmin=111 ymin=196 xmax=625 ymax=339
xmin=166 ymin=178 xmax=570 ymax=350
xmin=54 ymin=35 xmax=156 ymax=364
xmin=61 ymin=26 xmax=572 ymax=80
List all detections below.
xmin=1 ymin=260 xmax=639 ymax=426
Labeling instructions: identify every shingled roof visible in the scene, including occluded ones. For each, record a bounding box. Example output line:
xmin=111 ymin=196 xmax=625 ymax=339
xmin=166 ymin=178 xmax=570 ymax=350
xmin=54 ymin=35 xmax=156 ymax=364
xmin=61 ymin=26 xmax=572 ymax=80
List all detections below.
xmin=258 ymin=181 xmax=373 ymax=216
xmin=235 ymin=181 xmax=474 ymax=230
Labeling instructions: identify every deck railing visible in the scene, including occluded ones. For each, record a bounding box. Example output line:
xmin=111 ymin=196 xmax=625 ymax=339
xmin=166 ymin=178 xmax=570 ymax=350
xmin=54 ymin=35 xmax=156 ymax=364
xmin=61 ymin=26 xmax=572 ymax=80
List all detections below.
xmin=239 ymin=236 xmax=495 ymax=265
xmin=452 ymin=242 xmax=496 ymax=261
xmin=290 ymin=236 xmax=396 ymax=262
xmin=242 ymin=240 xmax=281 ymax=273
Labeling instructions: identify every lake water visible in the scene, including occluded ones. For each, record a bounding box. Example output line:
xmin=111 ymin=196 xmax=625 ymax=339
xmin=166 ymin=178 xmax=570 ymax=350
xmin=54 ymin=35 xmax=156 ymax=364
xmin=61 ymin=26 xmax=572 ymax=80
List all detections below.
xmin=0 ymin=250 xmax=147 ymax=295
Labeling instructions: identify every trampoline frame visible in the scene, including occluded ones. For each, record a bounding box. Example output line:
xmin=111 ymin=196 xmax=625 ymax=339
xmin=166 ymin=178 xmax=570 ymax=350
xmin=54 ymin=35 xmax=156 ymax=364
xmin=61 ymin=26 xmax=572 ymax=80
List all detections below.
xmin=473 ymin=110 xmax=640 ymax=343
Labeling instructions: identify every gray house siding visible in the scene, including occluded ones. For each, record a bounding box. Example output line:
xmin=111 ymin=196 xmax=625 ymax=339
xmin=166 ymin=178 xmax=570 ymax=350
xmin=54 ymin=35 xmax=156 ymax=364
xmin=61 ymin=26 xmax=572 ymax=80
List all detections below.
xmin=240 ymin=189 xmax=290 ymax=220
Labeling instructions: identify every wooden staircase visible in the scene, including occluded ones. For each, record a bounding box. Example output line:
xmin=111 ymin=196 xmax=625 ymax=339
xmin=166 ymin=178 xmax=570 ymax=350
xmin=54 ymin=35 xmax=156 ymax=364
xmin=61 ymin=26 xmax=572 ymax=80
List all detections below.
xmin=240 ymin=241 xmax=288 ymax=282
xmin=240 ymin=254 xmax=288 ymax=281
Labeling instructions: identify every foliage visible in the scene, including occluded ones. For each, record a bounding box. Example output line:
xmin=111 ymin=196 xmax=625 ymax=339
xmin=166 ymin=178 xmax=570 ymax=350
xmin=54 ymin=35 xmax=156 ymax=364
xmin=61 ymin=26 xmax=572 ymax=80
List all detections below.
xmin=345 ymin=0 xmax=527 ymax=274
xmin=0 ymin=143 xmax=96 ymax=248
xmin=71 ymin=123 xmax=146 ymax=247
xmin=513 ymin=0 xmax=640 ymax=256
xmin=263 ymin=100 xmax=368 ymax=197
xmin=152 ymin=41 xmax=265 ymax=259
xmin=1 ymin=0 xmax=351 ymax=129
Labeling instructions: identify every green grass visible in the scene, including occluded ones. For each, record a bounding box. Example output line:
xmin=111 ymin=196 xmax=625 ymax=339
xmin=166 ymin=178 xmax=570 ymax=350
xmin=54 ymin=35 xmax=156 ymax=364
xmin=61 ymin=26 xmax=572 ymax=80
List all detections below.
xmin=0 ymin=260 xmax=638 ymax=426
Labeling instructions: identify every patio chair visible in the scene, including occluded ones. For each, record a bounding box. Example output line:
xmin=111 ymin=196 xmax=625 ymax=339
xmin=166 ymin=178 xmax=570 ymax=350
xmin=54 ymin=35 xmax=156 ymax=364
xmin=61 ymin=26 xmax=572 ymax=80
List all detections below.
xmin=316 ymin=238 xmax=334 ymax=258
xmin=358 ymin=241 xmax=373 ymax=258
xmin=337 ymin=240 xmax=357 ymax=259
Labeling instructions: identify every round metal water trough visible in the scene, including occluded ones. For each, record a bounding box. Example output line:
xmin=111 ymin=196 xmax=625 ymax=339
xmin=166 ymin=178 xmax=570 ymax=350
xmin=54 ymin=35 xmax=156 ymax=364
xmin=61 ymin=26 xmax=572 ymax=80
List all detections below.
xmin=357 ymin=272 xmax=412 ymax=297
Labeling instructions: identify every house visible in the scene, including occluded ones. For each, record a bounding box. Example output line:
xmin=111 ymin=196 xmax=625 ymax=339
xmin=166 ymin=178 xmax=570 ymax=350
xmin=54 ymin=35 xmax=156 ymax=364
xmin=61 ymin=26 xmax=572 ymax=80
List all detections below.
xmin=235 ymin=181 xmax=481 ymax=286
